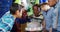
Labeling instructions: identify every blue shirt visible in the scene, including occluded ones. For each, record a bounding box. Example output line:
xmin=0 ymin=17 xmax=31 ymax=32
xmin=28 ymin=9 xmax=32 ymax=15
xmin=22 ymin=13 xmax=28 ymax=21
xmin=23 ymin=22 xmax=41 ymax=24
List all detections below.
xmin=0 ymin=11 xmax=15 ymax=32
xmin=55 ymin=0 xmax=60 ymax=31
xmin=42 ymin=7 xmax=56 ymax=31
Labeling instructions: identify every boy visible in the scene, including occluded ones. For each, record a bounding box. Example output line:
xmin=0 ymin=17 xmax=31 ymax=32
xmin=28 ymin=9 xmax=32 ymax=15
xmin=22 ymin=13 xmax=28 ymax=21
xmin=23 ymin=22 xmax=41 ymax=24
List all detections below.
xmin=41 ymin=3 xmax=56 ymax=32
xmin=30 ymin=4 xmax=43 ymax=23
xmin=0 ymin=3 xmax=22 ymax=32
xmin=14 ymin=8 xmax=31 ymax=32
xmin=48 ymin=0 xmax=60 ymax=32
xmin=26 ymin=4 xmax=43 ymax=32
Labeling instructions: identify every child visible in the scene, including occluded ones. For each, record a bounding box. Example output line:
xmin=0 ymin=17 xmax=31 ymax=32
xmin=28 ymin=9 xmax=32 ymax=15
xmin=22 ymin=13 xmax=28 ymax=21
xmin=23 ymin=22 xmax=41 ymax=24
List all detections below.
xmin=41 ymin=3 xmax=56 ymax=32
xmin=0 ymin=3 xmax=22 ymax=32
xmin=26 ymin=4 xmax=43 ymax=32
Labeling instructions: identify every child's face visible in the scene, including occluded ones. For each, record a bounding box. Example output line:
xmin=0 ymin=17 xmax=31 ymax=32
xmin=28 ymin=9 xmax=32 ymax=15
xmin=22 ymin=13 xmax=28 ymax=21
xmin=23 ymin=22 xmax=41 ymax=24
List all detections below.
xmin=41 ymin=4 xmax=50 ymax=11
xmin=22 ymin=9 xmax=27 ymax=18
xmin=41 ymin=5 xmax=47 ymax=11
xmin=16 ymin=8 xmax=27 ymax=18
xmin=15 ymin=10 xmax=22 ymax=18
xmin=33 ymin=6 xmax=40 ymax=16
xmin=48 ymin=0 xmax=57 ymax=7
